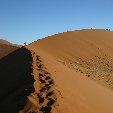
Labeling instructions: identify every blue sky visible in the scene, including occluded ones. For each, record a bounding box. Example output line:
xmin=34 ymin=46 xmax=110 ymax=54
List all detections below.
xmin=0 ymin=0 xmax=113 ymax=45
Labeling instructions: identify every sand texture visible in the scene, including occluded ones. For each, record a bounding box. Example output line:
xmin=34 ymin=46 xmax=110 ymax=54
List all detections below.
xmin=0 ymin=47 xmax=34 ymax=113
xmin=0 ymin=39 xmax=20 ymax=59
xmin=1 ymin=29 xmax=113 ymax=113
xmin=26 ymin=29 xmax=113 ymax=113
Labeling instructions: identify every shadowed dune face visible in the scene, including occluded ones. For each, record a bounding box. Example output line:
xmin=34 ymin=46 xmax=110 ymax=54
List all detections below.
xmin=19 ymin=51 xmax=57 ymax=113
xmin=0 ymin=47 xmax=35 ymax=113
xmin=0 ymin=44 xmax=19 ymax=59
xmin=0 ymin=39 xmax=19 ymax=59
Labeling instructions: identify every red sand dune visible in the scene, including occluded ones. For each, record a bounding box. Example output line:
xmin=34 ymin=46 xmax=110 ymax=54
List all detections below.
xmin=1 ymin=29 xmax=113 ymax=113
xmin=0 ymin=39 xmax=20 ymax=58
xmin=0 ymin=39 xmax=12 ymax=45
xmin=25 ymin=29 xmax=113 ymax=113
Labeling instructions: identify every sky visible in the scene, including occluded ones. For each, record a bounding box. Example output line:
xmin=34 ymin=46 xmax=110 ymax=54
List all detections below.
xmin=0 ymin=0 xmax=113 ymax=45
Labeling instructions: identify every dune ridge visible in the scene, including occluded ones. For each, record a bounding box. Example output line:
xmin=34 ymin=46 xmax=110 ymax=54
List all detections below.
xmin=1 ymin=29 xmax=113 ymax=113
xmin=0 ymin=39 xmax=12 ymax=45
xmin=26 ymin=29 xmax=113 ymax=113
xmin=28 ymin=29 xmax=113 ymax=89
xmin=20 ymin=50 xmax=58 ymax=113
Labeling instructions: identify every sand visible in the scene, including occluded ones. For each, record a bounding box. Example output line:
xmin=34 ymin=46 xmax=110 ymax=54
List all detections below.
xmin=0 ymin=47 xmax=34 ymax=113
xmin=1 ymin=29 xmax=113 ymax=113
xmin=26 ymin=29 xmax=113 ymax=113
xmin=0 ymin=39 xmax=19 ymax=58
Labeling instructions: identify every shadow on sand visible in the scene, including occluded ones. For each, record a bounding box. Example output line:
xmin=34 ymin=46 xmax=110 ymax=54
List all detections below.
xmin=0 ymin=47 xmax=35 ymax=113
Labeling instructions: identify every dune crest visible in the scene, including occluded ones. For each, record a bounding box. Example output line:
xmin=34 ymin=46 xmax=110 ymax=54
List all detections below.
xmin=20 ymin=51 xmax=58 ymax=113
xmin=0 ymin=39 xmax=12 ymax=45
xmin=1 ymin=30 xmax=113 ymax=113
xmin=26 ymin=29 xmax=113 ymax=113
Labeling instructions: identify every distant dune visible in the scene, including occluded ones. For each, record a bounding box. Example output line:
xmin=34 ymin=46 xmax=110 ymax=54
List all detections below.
xmin=0 ymin=39 xmax=12 ymax=45
xmin=0 ymin=39 xmax=20 ymax=58
xmin=26 ymin=29 xmax=113 ymax=113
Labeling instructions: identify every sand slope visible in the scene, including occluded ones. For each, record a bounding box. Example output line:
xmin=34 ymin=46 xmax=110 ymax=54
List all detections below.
xmin=20 ymin=50 xmax=58 ymax=113
xmin=0 ymin=47 xmax=34 ymax=113
xmin=26 ymin=29 xmax=113 ymax=113
xmin=0 ymin=39 xmax=19 ymax=58
xmin=0 ymin=39 xmax=12 ymax=45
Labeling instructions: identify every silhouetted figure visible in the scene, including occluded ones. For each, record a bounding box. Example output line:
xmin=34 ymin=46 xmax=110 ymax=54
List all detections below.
xmin=24 ymin=42 xmax=26 ymax=46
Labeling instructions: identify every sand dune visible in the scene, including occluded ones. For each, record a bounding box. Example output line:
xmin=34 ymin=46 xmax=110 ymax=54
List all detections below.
xmin=0 ymin=39 xmax=12 ymax=45
xmin=0 ymin=39 xmax=19 ymax=58
xmin=26 ymin=29 xmax=113 ymax=113
xmin=20 ymin=50 xmax=57 ymax=113
xmin=0 ymin=47 xmax=34 ymax=113
xmin=1 ymin=29 xmax=113 ymax=113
